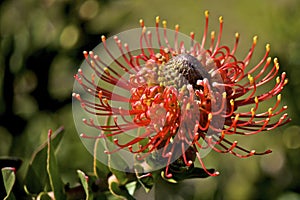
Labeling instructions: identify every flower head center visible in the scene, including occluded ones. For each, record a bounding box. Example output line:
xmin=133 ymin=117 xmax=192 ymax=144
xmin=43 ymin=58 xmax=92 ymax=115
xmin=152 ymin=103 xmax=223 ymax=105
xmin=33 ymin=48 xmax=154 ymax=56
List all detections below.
xmin=128 ymin=53 xmax=211 ymax=142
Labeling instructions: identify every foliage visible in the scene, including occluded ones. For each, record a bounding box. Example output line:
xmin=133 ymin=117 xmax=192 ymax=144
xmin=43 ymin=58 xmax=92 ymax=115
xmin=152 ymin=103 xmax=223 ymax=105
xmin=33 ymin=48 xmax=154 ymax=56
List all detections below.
xmin=1 ymin=127 xmax=213 ymax=199
xmin=1 ymin=0 xmax=300 ymax=199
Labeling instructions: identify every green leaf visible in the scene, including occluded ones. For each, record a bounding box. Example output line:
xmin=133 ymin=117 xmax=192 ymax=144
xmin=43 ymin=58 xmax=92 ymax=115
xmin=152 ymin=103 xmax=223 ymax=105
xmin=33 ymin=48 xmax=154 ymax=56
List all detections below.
xmin=134 ymin=165 xmax=157 ymax=193
xmin=108 ymin=175 xmax=134 ymax=200
xmin=136 ymin=174 xmax=154 ymax=193
xmin=93 ymin=138 xmax=110 ymax=178
xmin=102 ymin=118 xmax=129 ymax=186
xmin=47 ymin=129 xmax=65 ymax=199
xmin=108 ymin=175 xmax=135 ymax=200
xmin=24 ymin=165 xmax=43 ymax=194
xmin=108 ymin=167 xmax=129 ymax=187
xmin=77 ymin=170 xmax=90 ymax=200
xmin=166 ymin=167 xmax=215 ymax=182
xmin=23 ymin=127 xmax=64 ymax=195
xmin=125 ymin=181 xmax=137 ymax=196
xmin=36 ymin=192 xmax=52 ymax=200
xmin=1 ymin=167 xmax=16 ymax=200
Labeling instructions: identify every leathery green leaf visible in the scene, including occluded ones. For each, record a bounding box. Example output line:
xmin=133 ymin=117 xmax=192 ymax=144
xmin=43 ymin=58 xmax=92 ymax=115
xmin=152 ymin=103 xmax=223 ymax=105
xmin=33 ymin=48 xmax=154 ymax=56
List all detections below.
xmin=24 ymin=127 xmax=64 ymax=194
xmin=1 ymin=167 xmax=16 ymax=200
xmin=46 ymin=129 xmax=65 ymax=199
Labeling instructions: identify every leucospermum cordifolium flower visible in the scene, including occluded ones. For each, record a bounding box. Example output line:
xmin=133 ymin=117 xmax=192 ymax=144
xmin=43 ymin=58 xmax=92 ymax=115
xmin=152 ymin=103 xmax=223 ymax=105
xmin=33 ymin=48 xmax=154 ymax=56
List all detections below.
xmin=72 ymin=11 xmax=290 ymax=178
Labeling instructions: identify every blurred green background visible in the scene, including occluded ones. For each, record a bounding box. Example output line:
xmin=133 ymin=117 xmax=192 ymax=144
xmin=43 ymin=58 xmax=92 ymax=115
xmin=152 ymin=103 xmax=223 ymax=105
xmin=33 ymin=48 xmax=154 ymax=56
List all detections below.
xmin=1 ymin=0 xmax=300 ymax=199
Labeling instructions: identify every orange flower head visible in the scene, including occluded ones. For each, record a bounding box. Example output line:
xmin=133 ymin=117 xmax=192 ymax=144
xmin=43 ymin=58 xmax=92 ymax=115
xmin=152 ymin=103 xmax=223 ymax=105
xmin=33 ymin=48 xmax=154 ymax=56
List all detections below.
xmin=73 ymin=11 xmax=290 ymax=177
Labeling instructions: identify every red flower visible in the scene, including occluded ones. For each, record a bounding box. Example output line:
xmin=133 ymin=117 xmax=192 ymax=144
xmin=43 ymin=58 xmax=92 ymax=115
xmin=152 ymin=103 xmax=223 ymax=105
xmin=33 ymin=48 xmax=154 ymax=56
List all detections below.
xmin=73 ymin=11 xmax=290 ymax=177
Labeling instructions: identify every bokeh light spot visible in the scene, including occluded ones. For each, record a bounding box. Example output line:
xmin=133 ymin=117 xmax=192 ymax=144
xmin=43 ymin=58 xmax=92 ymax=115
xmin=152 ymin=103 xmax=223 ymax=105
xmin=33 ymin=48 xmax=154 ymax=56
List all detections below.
xmin=79 ymin=0 xmax=99 ymax=20
xmin=49 ymin=56 xmax=75 ymax=100
xmin=260 ymin=149 xmax=285 ymax=175
xmin=14 ymin=70 xmax=37 ymax=94
xmin=0 ymin=127 xmax=12 ymax=155
xmin=283 ymin=125 xmax=300 ymax=149
xmin=13 ymin=94 xmax=38 ymax=118
xmin=60 ymin=25 xmax=79 ymax=49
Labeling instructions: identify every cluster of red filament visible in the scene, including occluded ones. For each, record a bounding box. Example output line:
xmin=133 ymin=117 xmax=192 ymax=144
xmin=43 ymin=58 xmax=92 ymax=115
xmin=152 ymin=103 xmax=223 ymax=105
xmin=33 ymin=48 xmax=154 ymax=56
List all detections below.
xmin=73 ymin=11 xmax=290 ymax=177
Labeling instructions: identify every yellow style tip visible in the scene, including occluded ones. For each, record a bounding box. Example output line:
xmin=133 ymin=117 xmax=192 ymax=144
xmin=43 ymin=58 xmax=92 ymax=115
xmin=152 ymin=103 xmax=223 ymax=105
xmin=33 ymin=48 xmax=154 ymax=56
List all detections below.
xmin=235 ymin=32 xmax=240 ymax=39
xmin=162 ymin=20 xmax=167 ymax=28
xmin=266 ymin=44 xmax=270 ymax=52
xmin=205 ymin=10 xmax=209 ymax=17
xmin=253 ymin=36 xmax=258 ymax=44
xmin=156 ymin=16 xmax=160 ymax=23
xmin=219 ymin=16 xmax=223 ymax=23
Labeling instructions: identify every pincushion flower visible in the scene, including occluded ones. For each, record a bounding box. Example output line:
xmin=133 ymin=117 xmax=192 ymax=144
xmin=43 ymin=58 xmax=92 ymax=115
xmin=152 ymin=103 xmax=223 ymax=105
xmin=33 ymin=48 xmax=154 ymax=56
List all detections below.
xmin=72 ymin=11 xmax=290 ymax=178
